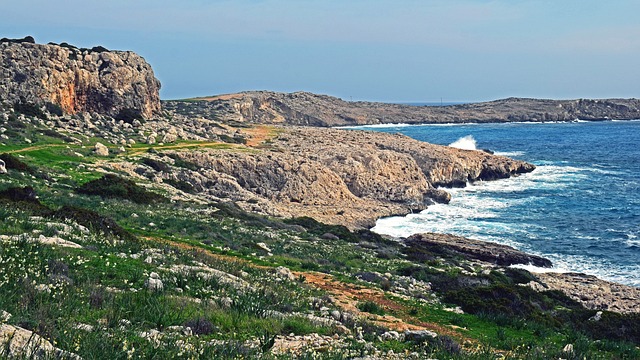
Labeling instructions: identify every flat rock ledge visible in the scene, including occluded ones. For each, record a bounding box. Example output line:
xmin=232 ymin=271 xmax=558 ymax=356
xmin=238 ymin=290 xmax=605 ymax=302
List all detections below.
xmin=531 ymin=272 xmax=640 ymax=314
xmin=403 ymin=233 xmax=553 ymax=268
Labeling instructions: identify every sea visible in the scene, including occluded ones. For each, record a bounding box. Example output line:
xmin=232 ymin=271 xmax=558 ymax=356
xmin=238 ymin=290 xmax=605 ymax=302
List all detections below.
xmin=348 ymin=120 xmax=640 ymax=287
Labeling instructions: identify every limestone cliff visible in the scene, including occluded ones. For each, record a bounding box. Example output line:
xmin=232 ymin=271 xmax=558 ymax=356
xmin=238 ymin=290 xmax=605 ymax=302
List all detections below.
xmin=166 ymin=91 xmax=640 ymax=127
xmin=0 ymin=37 xmax=161 ymax=119
xmin=165 ymin=127 xmax=534 ymax=228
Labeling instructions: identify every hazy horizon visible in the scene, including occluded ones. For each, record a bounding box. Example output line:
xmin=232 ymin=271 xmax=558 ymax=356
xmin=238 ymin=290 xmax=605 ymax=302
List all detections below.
xmin=2 ymin=1 xmax=639 ymax=103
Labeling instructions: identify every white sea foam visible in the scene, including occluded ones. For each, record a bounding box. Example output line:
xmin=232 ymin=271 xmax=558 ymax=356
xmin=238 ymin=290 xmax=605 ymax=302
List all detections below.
xmin=448 ymin=135 xmax=477 ymax=150
xmin=494 ymin=151 xmax=525 ymax=157
xmin=335 ymin=123 xmax=413 ymax=129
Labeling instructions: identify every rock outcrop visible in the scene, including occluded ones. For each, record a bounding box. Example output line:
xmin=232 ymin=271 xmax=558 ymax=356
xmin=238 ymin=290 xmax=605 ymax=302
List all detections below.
xmin=165 ymin=91 xmax=640 ymax=127
xmin=1 ymin=37 xmax=161 ymax=119
xmin=168 ymin=126 xmax=534 ymax=228
xmin=404 ymin=233 xmax=553 ymax=267
xmin=531 ymin=272 xmax=640 ymax=314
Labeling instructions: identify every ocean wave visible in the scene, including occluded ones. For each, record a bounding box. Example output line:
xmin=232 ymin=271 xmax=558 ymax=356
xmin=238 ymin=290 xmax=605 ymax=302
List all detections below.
xmin=448 ymin=135 xmax=477 ymax=150
xmin=335 ymin=123 xmax=413 ymax=129
xmin=494 ymin=151 xmax=526 ymax=157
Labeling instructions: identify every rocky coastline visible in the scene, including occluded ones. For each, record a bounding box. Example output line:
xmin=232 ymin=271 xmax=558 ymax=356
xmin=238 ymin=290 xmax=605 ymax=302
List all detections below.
xmin=1 ymin=38 xmax=639 ymax=358
xmin=164 ymin=91 xmax=640 ymax=127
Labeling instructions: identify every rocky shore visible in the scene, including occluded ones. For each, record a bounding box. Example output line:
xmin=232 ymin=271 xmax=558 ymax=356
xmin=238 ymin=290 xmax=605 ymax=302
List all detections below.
xmin=160 ymin=126 xmax=534 ymax=228
xmin=164 ymin=91 xmax=640 ymax=127
xmin=2 ymin=38 xmax=638 ymax=316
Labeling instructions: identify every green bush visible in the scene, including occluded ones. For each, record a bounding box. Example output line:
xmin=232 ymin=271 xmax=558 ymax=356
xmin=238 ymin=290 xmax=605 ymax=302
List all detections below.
xmin=357 ymin=301 xmax=385 ymax=315
xmin=14 ymin=100 xmax=46 ymax=120
xmin=77 ymin=174 xmax=166 ymax=204
xmin=45 ymin=102 xmax=64 ymax=116
xmin=0 ymin=153 xmax=31 ymax=171
xmin=55 ymin=205 xmax=136 ymax=241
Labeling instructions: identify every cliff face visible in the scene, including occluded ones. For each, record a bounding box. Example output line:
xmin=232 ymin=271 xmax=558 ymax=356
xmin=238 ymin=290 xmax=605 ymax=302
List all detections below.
xmin=0 ymin=39 xmax=161 ymax=119
xmin=170 ymin=91 xmax=640 ymax=126
xmin=167 ymin=127 xmax=534 ymax=228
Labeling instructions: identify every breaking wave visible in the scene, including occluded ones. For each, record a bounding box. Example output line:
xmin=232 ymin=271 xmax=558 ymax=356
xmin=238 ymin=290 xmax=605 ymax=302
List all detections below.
xmin=448 ymin=135 xmax=477 ymax=150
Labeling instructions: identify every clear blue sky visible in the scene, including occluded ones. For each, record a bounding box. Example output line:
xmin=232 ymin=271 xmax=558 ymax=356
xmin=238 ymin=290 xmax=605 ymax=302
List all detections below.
xmin=2 ymin=1 xmax=639 ymax=102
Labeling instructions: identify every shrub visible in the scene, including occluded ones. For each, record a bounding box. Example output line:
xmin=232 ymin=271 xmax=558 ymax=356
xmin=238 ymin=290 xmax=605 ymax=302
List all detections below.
xmin=184 ymin=317 xmax=215 ymax=335
xmin=77 ymin=174 xmax=166 ymax=204
xmin=55 ymin=205 xmax=136 ymax=241
xmin=357 ymin=301 xmax=385 ymax=316
xmin=14 ymin=100 xmax=46 ymax=119
xmin=284 ymin=216 xmax=359 ymax=243
xmin=45 ymin=102 xmax=64 ymax=116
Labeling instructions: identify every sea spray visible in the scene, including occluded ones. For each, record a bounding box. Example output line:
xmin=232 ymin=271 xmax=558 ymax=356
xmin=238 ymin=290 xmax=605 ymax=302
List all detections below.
xmin=358 ymin=121 xmax=640 ymax=287
xmin=449 ymin=135 xmax=477 ymax=150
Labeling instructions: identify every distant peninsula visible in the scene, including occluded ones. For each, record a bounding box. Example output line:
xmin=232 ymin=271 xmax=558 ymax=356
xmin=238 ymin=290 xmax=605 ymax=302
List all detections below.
xmin=165 ymin=91 xmax=640 ymax=127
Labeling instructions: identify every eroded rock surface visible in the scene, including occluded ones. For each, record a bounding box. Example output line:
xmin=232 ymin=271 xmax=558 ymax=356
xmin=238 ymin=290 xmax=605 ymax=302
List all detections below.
xmin=169 ymin=127 xmax=534 ymax=228
xmin=532 ymin=272 xmax=640 ymax=314
xmin=165 ymin=91 xmax=640 ymax=127
xmin=404 ymin=233 xmax=553 ymax=267
xmin=1 ymin=38 xmax=160 ymax=118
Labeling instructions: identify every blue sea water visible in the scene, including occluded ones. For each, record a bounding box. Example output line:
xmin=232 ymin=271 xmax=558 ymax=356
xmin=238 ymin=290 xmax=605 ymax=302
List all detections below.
xmin=352 ymin=121 xmax=640 ymax=287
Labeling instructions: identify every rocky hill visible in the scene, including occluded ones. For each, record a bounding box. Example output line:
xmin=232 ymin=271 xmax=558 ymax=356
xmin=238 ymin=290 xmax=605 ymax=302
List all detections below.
xmin=1 ymin=40 xmax=639 ymax=359
xmin=1 ymin=37 xmax=161 ymax=119
xmin=166 ymin=91 xmax=640 ymax=126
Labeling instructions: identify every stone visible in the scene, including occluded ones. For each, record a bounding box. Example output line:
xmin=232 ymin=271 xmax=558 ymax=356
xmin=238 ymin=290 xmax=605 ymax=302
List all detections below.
xmin=589 ymin=311 xmax=603 ymax=321
xmin=0 ymin=40 xmax=161 ymax=119
xmin=403 ymin=233 xmax=553 ymax=268
xmin=380 ymin=331 xmax=401 ymax=341
xmin=563 ymin=344 xmax=574 ymax=354
xmin=321 ymin=233 xmax=339 ymax=241
xmin=94 ymin=142 xmax=109 ymax=156
xmin=0 ymin=323 xmax=81 ymax=359
xmin=275 ymin=266 xmax=296 ymax=281
xmin=0 ymin=310 xmax=11 ymax=323
xmin=145 ymin=272 xmax=163 ymax=292
xmin=404 ymin=329 xmax=437 ymax=343
xmin=0 ymin=159 xmax=6 ymax=174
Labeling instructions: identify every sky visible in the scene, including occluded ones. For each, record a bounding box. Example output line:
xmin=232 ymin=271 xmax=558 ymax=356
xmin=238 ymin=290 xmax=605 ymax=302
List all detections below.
xmin=2 ymin=0 xmax=639 ymax=102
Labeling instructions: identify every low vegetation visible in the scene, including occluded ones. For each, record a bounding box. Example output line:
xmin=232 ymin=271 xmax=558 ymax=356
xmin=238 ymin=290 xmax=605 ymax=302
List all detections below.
xmin=0 ymin=102 xmax=638 ymax=359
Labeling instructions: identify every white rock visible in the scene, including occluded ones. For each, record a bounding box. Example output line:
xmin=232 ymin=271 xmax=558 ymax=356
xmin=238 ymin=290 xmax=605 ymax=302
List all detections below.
xmin=145 ymin=273 xmax=163 ymax=292
xmin=94 ymin=142 xmax=109 ymax=156
xmin=0 ymin=310 xmax=11 ymax=323
xmin=275 ymin=266 xmax=296 ymax=281
xmin=0 ymin=159 xmax=6 ymax=174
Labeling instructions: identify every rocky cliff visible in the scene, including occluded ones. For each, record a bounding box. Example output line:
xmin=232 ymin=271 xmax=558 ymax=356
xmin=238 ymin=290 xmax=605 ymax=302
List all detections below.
xmin=0 ymin=37 xmax=161 ymax=119
xmin=162 ymin=126 xmax=534 ymax=228
xmin=166 ymin=91 xmax=640 ymax=126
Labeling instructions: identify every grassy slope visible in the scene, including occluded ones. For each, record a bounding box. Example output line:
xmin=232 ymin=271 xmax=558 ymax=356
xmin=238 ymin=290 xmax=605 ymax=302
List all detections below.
xmin=0 ymin=111 xmax=638 ymax=359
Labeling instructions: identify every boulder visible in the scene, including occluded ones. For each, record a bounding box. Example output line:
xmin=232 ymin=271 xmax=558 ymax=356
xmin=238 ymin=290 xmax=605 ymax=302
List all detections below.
xmin=275 ymin=266 xmax=296 ymax=282
xmin=0 ymin=324 xmax=80 ymax=359
xmin=404 ymin=329 xmax=437 ymax=343
xmin=94 ymin=142 xmax=109 ymax=156
xmin=145 ymin=272 xmax=163 ymax=292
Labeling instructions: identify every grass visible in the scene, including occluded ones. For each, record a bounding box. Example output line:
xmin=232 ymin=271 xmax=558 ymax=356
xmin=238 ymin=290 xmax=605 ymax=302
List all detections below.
xmin=0 ymin=112 xmax=639 ymax=359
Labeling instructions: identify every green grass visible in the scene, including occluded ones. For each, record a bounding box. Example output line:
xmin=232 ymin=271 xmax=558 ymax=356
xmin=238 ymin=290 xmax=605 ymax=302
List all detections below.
xmin=1 ymin=127 xmax=639 ymax=359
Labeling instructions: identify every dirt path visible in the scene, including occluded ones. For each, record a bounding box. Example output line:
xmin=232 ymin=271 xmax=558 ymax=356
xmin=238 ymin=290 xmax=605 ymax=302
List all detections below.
xmin=5 ymin=144 xmax=68 ymax=153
